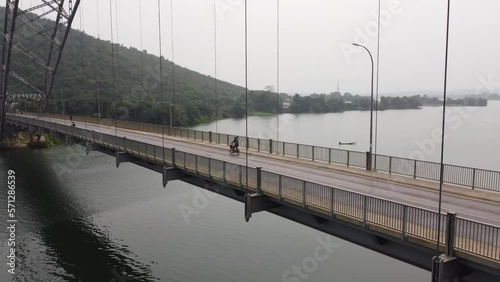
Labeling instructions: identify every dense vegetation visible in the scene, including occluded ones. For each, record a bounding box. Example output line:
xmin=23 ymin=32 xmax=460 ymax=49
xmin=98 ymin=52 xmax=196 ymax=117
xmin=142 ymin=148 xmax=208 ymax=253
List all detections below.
xmin=288 ymin=92 xmax=488 ymax=113
xmin=420 ymin=95 xmax=488 ymax=107
xmin=3 ymin=7 xmax=286 ymax=126
xmin=286 ymin=93 xmax=488 ymax=114
xmin=287 ymin=92 xmax=422 ymax=114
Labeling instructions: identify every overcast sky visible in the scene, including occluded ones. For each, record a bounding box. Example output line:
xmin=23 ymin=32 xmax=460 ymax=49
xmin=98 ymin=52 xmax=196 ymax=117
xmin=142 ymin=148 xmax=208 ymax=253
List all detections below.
xmin=21 ymin=0 xmax=500 ymax=95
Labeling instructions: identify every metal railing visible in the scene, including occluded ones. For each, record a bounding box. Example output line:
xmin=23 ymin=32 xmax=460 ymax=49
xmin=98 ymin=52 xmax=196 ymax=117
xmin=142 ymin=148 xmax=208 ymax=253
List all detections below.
xmin=11 ymin=113 xmax=500 ymax=192
xmin=6 ymin=114 xmax=500 ymax=264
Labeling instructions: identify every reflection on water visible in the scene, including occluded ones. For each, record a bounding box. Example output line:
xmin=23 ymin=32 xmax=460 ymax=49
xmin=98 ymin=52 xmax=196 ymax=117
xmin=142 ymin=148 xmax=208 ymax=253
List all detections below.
xmin=0 ymin=148 xmax=155 ymax=282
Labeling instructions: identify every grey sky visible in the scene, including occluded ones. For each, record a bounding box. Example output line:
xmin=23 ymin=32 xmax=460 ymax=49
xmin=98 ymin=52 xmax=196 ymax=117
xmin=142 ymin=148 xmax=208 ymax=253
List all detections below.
xmin=22 ymin=0 xmax=500 ymax=95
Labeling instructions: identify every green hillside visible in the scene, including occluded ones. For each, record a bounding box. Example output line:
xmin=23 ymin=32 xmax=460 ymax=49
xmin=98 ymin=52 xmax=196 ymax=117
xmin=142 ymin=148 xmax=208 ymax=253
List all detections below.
xmin=1 ymin=6 xmax=281 ymax=126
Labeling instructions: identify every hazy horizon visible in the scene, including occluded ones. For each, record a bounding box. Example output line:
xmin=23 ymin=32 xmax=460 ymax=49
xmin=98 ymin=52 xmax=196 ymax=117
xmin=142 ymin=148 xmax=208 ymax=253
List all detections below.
xmin=17 ymin=0 xmax=500 ymax=97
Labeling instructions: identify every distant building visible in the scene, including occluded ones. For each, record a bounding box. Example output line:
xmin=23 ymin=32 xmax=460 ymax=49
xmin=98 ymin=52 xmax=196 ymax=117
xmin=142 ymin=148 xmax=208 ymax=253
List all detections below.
xmin=282 ymin=101 xmax=291 ymax=109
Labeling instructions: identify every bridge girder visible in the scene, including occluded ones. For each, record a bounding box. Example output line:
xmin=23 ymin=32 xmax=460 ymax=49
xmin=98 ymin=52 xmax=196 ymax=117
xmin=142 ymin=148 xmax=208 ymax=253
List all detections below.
xmin=0 ymin=0 xmax=80 ymax=137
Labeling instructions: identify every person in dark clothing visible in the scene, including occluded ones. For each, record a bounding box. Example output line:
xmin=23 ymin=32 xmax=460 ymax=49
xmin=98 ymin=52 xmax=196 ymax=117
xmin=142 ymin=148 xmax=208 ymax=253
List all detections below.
xmin=69 ymin=115 xmax=73 ymax=121
xmin=230 ymin=136 xmax=239 ymax=152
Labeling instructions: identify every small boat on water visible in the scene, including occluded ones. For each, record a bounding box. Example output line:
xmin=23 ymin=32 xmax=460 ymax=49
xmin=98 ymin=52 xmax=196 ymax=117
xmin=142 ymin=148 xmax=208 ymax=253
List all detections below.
xmin=339 ymin=142 xmax=356 ymax=146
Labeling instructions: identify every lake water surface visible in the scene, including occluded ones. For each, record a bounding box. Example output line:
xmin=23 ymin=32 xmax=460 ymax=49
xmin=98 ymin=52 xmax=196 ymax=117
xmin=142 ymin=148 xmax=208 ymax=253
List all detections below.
xmin=1 ymin=102 xmax=498 ymax=281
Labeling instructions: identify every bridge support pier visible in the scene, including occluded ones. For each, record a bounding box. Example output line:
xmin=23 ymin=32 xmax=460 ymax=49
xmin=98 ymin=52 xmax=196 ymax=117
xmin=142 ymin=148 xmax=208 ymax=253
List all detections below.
xmin=163 ymin=166 xmax=186 ymax=187
xmin=116 ymin=152 xmax=133 ymax=168
xmin=431 ymin=254 xmax=464 ymax=282
xmin=431 ymin=212 xmax=466 ymax=282
xmin=244 ymin=193 xmax=280 ymax=222
xmin=86 ymin=142 xmax=99 ymax=155
xmin=65 ymin=136 xmax=76 ymax=146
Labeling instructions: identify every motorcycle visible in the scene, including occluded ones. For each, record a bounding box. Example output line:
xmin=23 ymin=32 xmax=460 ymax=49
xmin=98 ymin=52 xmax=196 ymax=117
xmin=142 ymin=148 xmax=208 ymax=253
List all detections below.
xmin=229 ymin=144 xmax=240 ymax=156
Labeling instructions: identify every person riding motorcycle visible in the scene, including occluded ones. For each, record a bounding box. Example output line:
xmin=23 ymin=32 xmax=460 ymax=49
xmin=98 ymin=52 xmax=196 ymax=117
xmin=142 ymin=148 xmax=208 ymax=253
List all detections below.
xmin=230 ymin=136 xmax=239 ymax=153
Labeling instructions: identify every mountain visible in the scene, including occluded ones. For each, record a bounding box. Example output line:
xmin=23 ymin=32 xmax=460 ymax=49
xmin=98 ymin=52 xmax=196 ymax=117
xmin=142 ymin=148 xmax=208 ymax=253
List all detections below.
xmin=1 ymin=6 xmax=258 ymax=126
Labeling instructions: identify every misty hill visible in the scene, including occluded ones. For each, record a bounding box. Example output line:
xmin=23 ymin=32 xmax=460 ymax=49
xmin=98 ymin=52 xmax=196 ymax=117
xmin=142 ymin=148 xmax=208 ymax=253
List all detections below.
xmin=1 ymin=6 xmax=270 ymax=126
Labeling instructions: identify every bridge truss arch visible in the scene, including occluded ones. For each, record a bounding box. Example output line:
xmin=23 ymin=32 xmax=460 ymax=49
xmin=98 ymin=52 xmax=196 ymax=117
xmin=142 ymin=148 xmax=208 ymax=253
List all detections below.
xmin=0 ymin=0 xmax=80 ymax=136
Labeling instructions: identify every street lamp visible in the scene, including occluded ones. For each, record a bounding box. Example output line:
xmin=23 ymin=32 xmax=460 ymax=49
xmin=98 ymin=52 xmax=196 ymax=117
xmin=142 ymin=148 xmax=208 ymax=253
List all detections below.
xmin=88 ymin=80 xmax=101 ymax=123
xmin=353 ymin=42 xmax=375 ymax=170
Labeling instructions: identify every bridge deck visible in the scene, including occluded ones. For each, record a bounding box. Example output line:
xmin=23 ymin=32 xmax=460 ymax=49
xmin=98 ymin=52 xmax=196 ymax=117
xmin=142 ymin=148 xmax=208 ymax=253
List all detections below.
xmin=26 ymin=115 xmax=500 ymax=227
xmin=8 ymin=115 xmax=500 ymax=275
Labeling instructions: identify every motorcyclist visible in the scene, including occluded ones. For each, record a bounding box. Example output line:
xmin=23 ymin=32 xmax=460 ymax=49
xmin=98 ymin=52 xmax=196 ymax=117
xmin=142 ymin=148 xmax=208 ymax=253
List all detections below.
xmin=230 ymin=136 xmax=239 ymax=152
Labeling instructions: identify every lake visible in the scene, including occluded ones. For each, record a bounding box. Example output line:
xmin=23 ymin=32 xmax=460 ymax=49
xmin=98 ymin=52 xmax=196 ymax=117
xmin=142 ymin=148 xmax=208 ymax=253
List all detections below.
xmin=2 ymin=102 xmax=499 ymax=281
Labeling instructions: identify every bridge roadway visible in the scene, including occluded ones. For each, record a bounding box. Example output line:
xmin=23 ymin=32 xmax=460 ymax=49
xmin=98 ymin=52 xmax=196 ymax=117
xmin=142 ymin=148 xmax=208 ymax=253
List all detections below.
xmin=33 ymin=116 xmax=500 ymax=227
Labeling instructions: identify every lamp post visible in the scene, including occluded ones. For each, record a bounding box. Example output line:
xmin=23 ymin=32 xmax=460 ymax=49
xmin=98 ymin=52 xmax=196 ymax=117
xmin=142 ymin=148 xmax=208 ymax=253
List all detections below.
xmin=353 ymin=43 xmax=374 ymax=170
xmin=88 ymin=80 xmax=101 ymax=123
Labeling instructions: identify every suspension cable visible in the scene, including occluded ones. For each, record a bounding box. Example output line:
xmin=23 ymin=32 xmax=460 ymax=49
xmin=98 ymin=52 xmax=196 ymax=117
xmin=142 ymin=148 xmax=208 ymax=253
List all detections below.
xmin=115 ymin=0 xmax=119 ymax=69
xmin=139 ymin=0 xmax=144 ymax=84
xmin=213 ymin=0 xmax=218 ymax=133
xmin=109 ymin=0 xmax=115 ymax=89
xmin=276 ymin=0 xmax=280 ymax=141
xmin=157 ymin=0 xmax=165 ymax=153
xmin=79 ymin=1 xmax=84 ymax=78
xmin=245 ymin=0 xmax=249 ymax=187
xmin=79 ymin=0 xmax=86 ymax=118
xmin=374 ymin=0 xmax=381 ymax=169
xmin=109 ymin=0 xmax=117 ymax=136
xmin=170 ymin=0 xmax=175 ymax=127
xmin=96 ymin=0 xmax=100 ymax=80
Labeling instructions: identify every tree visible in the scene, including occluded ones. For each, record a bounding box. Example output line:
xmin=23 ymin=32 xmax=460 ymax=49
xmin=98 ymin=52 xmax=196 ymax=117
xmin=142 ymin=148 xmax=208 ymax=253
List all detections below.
xmin=264 ymin=85 xmax=275 ymax=93
xmin=231 ymin=102 xmax=245 ymax=118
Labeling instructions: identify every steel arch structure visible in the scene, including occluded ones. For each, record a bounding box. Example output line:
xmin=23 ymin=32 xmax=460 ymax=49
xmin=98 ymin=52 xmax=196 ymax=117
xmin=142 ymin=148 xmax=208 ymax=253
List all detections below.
xmin=0 ymin=0 xmax=80 ymax=136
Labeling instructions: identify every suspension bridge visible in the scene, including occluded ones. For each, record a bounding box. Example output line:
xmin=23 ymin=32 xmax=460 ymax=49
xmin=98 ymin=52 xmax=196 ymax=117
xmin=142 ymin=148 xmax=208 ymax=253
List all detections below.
xmin=1 ymin=1 xmax=500 ymax=282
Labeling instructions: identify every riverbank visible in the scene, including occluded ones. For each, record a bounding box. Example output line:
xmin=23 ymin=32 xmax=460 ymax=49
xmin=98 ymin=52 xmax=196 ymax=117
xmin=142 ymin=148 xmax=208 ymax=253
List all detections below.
xmin=0 ymin=128 xmax=60 ymax=149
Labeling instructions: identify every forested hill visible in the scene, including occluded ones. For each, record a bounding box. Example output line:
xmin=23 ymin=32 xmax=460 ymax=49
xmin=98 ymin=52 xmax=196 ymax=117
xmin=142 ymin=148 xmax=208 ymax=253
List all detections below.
xmin=61 ymin=27 xmax=255 ymax=126
xmin=1 ymin=6 xmax=265 ymax=126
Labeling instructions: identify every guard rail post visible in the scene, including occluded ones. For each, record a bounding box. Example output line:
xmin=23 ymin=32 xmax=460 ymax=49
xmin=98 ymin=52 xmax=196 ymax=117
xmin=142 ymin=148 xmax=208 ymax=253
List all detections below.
xmin=366 ymin=151 xmax=372 ymax=171
xmin=256 ymin=167 xmax=262 ymax=194
xmin=445 ymin=212 xmax=457 ymax=257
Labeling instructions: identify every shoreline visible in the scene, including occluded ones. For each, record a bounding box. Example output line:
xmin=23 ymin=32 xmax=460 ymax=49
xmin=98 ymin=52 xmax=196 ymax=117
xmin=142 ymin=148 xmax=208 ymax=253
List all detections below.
xmin=0 ymin=129 xmax=60 ymax=150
